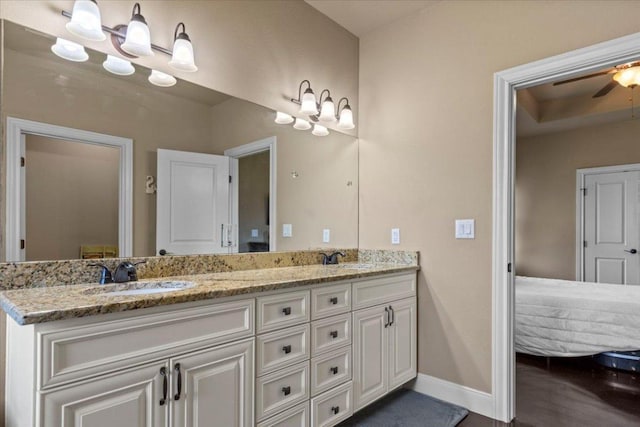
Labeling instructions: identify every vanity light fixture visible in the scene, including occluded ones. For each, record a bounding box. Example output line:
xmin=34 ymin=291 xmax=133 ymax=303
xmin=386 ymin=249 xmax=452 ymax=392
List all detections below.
xmin=292 ymin=80 xmax=319 ymax=115
xmin=51 ymin=37 xmax=89 ymax=62
xmin=120 ymin=3 xmax=154 ymax=57
xmin=274 ymin=112 xmax=294 ymax=124
xmin=66 ymin=0 xmax=106 ymax=41
xmin=103 ymin=55 xmax=135 ymax=76
xmin=312 ymin=124 xmax=329 ymax=137
xmin=149 ymin=70 xmax=177 ymax=87
xmin=293 ymin=118 xmax=312 ymax=130
xmin=318 ymin=90 xmax=336 ymax=122
xmin=168 ymin=23 xmax=198 ymax=72
xmin=613 ymin=65 xmax=640 ymax=88
xmin=336 ymin=97 xmax=355 ymax=130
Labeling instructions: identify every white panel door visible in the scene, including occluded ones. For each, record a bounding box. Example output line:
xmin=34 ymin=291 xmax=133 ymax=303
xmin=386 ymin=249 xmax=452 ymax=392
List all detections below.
xmin=584 ymin=171 xmax=640 ymax=285
xmin=352 ymin=305 xmax=387 ymax=411
xmin=157 ymin=149 xmax=231 ymax=255
xmin=388 ymin=298 xmax=417 ymax=390
xmin=40 ymin=362 xmax=168 ymax=427
xmin=171 ymin=338 xmax=254 ymax=427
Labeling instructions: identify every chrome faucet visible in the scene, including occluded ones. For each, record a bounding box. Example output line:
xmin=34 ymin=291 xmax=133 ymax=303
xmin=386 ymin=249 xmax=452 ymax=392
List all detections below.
xmin=113 ymin=261 xmax=147 ymax=283
xmin=320 ymin=251 xmax=346 ymax=265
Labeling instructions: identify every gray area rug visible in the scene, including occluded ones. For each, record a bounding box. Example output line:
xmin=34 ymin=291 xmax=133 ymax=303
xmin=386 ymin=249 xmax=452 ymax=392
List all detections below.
xmin=340 ymin=389 xmax=468 ymax=427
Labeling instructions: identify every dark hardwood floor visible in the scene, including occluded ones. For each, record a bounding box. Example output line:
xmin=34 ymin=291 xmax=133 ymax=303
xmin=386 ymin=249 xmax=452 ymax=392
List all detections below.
xmin=459 ymin=354 xmax=640 ymax=427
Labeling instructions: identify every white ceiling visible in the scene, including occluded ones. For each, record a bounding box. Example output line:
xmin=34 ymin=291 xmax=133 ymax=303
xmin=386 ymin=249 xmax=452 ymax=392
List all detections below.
xmin=304 ymin=0 xmax=439 ymax=37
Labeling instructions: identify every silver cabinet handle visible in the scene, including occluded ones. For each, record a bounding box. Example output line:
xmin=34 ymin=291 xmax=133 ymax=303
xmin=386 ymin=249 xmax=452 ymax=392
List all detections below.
xmin=384 ymin=307 xmax=389 ymax=328
xmin=389 ymin=305 xmax=395 ymax=326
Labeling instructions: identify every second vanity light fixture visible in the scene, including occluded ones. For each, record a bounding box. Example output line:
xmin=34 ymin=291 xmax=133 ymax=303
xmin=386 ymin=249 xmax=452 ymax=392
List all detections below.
xmin=54 ymin=0 xmax=198 ymax=87
xmin=274 ymin=80 xmax=355 ymax=136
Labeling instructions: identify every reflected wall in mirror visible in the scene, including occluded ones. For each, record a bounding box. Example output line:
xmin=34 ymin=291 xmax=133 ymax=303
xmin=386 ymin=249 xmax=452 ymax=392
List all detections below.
xmin=1 ymin=20 xmax=359 ymax=261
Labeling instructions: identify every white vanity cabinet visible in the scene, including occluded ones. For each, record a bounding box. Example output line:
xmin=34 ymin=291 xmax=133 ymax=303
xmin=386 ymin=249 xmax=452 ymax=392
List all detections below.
xmin=5 ymin=299 xmax=255 ymax=427
xmin=352 ymin=275 xmax=417 ymax=411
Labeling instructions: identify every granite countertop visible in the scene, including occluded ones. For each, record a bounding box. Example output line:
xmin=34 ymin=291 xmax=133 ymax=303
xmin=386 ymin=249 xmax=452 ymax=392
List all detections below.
xmin=0 ymin=262 xmax=418 ymax=326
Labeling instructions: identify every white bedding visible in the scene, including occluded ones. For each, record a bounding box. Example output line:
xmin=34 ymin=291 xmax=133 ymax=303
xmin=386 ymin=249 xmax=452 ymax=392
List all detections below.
xmin=515 ymin=276 xmax=640 ymax=357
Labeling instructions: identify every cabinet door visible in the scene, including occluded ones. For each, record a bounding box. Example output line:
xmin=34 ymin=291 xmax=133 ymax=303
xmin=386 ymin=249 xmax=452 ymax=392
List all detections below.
xmin=171 ymin=338 xmax=254 ymax=427
xmin=40 ymin=362 xmax=168 ymax=427
xmin=352 ymin=305 xmax=387 ymax=411
xmin=388 ymin=298 xmax=417 ymax=390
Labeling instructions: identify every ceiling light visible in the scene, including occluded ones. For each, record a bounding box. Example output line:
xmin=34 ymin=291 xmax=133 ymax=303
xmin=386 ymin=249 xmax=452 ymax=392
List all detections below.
xmin=613 ymin=66 xmax=640 ymax=88
xmin=51 ymin=37 xmax=89 ymax=62
xmin=66 ymin=0 xmax=106 ymax=41
xmin=121 ymin=3 xmax=154 ymax=57
xmin=275 ymin=112 xmax=294 ymax=124
xmin=168 ymin=23 xmax=198 ymax=72
xmin=312 ymin=124 xmax=329 ymax=137
xmin=103 ymin=55 xmax=135 ymax=76
xmin=148 ymin=70 xmax=176 ymax=87
xmin=336 ymin=97 xmax=355 ymax=130
xmin=318 ymin=90 xmax=336 ymax=122
xmin=293 ymin=118 xmax=311 ymax=130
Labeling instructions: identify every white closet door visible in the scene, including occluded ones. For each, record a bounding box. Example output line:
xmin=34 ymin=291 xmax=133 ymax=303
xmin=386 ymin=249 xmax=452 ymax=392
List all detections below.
xmin=584 ymin=171 xmax=640 ymax=285
xmin=156 ymin=149 xmax=230 ymax=255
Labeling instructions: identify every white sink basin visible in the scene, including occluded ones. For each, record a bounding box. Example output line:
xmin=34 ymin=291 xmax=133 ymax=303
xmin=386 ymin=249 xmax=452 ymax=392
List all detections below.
xmin=331 ymin=263 xmax=374 ymax=269
xmin=86 ymin=281 xmax=195 ymax=297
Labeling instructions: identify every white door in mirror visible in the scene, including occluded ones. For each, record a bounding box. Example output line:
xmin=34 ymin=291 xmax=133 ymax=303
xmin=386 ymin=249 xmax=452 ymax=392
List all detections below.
xmin=156 ymin=149 xmax=231 ymax=255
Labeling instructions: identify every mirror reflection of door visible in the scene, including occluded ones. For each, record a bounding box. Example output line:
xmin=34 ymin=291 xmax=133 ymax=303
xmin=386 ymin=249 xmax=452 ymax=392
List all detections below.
xmin=25 ymin=135 xmax=119 ymax=261
xmin=238 ymin=151 xmax=270 ymax=253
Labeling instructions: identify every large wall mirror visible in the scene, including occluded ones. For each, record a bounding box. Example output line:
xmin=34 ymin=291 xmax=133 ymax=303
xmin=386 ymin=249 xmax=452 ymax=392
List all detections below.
xmin=1 ymin=20 xmax=359 ymax=262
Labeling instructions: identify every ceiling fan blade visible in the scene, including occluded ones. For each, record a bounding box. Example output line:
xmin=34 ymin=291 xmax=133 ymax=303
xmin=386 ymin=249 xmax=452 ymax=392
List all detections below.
xmin=553 ymin=70 xmax=613 ymax=86
xmin=592 ymin=81 xmax=618 ymax=98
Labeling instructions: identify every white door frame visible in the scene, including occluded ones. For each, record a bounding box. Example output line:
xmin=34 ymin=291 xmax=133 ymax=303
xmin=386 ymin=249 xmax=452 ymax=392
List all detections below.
xmin=493 ymin=33 xmax=640 ymax=422
xmin=224 ymin=136 xmax=277 ymax=252
xmin=575 ymin=163 xmax=640 ymax=281
xmin=5 ymin=117 xmax=133 ymax=261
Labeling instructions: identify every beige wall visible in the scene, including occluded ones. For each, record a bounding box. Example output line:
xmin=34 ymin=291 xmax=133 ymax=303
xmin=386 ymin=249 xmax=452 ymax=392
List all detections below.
xmin=238 ymin=151 xmax=270 ymax=252
xmin=516 ymin=119 xmax=640 ymax=280
xmin=26 ymin=135 xmax=119 ymax=261
xmin=358 ymin=0 xmax=640 ymax=393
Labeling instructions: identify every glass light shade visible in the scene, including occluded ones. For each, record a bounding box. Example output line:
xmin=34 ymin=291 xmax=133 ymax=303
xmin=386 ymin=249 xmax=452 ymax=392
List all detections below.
xmin=148 ymin=70 xmax=177 ymax=87
xmin=300 ymin=88 xmax=318 ymax=115
xmin=103 ymin=55 xmax=135 ymax=76
xmin=66 ymin=0 xmax=106 ymax=41
xmin=319 ymin=97 xmax=336 ymax=122
xmin=121 ymin=19 xmax=154 ymax=57
xmin=337 ymin=105 xmax=355 ymax=130
xmin=275 ymin=112 xmax=294 ymax=124
xmin=51 ymin=38 xmax=89 ymax=62
xmin=613 ymin=66 xmax=640 ymax=88
xmin=312 ymin=124 xmax=329 ymax=137
xmin=169 ymin=37 xmax=198 ymax=72
xmin=293 ymin=118 xmax=311 ymax=130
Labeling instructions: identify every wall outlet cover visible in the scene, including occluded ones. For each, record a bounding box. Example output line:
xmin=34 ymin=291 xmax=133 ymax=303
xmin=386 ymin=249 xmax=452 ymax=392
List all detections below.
xmin=283 ymin=224 xmax=292 ymax=237
xmin=391 ymin=228 xmax=400 ymax=245
xmin=251 ymin=229 xmax=259 ymax=238
xmin=323 ymin=229 xmax=330 ymax=243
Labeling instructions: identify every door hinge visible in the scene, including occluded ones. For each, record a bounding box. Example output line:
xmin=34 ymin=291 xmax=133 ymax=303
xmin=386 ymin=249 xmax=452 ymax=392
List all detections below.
xmin=581 ymin=188 xmax=587 ymax=196
xmin=583 ymin=240 xmax=587 ymax=248
xmin=20 ymin=239 xmax=25 ymax=250
xmin=507 ymin=262 xmax=512 ymax=273
xmin=229 ymin=175 xmax=232 ymax=183
xmin=20 ymin=157 xmax=25 ymax=167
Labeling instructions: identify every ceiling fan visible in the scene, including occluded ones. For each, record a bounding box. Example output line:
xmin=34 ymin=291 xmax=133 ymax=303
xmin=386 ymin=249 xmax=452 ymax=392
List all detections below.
xmin=553 ymin=62 xmax=640 ymax=98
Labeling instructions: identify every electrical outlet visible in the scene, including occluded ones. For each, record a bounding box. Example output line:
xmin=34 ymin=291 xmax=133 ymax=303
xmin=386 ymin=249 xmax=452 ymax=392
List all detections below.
xmin=283 ymin=224 xmax=292 ymax=237
xmin=391 ymin=228 xmax=400 ymax=245
xmin=323 ymin=229 xmax=330 ymax=243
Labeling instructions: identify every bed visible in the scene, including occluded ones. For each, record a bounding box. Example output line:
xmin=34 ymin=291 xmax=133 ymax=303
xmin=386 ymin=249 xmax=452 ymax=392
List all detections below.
xmin=515 ymin=276 xmax=640 ymax=357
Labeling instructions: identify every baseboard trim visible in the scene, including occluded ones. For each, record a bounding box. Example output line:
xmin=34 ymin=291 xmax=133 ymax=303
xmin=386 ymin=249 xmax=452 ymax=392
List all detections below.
xmin=409 ymin=373 xmax=494 ymax=419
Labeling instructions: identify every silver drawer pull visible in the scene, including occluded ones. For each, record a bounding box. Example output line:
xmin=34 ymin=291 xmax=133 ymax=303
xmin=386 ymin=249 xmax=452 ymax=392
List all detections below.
xmin=282 ymin=386 xmax=291 ymax=396
xmin=282 ymin=307 xmax=292 ymax=316
xmin=282 ymin=345 xmax=292 ymax=354
xmin=331 ymin=406 xmax=340 ymax=415
xmin=329 ymin=297 xmax=338 ymax=305
xmin=329 ymin=330 xmax=338 ymax=339
xmin=330 ymin=366 xmax=339 ymax=375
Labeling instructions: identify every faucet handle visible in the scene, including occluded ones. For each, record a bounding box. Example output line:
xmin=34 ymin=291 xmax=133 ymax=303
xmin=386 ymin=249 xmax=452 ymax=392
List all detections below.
xmin=89 ymin=263 xmax=113 ymax=284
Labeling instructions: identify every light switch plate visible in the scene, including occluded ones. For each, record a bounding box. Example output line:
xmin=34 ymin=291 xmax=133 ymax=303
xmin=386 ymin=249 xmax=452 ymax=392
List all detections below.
xmin=283 ymin=224 xmax=292 ymax=237
xmin=391 ymin=228 xmax=400 ymax=245
xmin=455 ymin=219 xmax=475 ymax=239
xmin=323 ymin=229 xmax=330 ymax=243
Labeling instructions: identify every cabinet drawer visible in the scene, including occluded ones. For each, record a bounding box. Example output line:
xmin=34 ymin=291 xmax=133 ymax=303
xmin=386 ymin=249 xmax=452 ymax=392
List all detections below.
xmin=311 ymin=314 xmax=351 ymax=356
xmin=311 ymin=346 xmax=351 ymax=397
xmin=40 ymin=299 xmax=254 ymax=389
xmin=258 ymin=290 xmax=310 ymax=333
xmin=311 ymin=283 xmax=351 ymax=320
xmin=352 ymin=274 xmax=416 ymax=310
xmin=310 ymin=381 xmax=352 ymax=427
xmin=257 ymin=324 xmax=310 ymax=376
xmin=256 ymin=361 xmax=309 ymax=421
xmin=257 ymin=401 xmax=309 ymax=427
